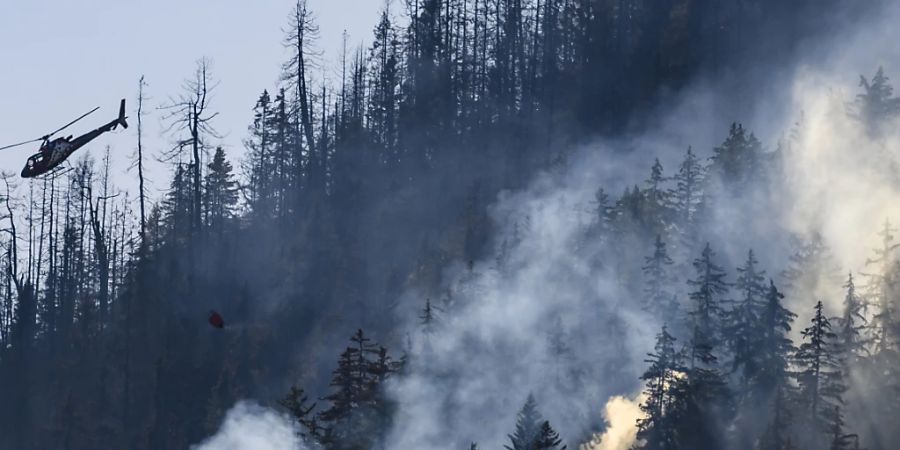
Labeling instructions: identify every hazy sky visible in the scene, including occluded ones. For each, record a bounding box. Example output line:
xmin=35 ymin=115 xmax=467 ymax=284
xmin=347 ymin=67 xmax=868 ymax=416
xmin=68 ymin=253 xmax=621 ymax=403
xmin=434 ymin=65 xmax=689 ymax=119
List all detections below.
xmin=0 ymin=0 xmax=385 ymax=199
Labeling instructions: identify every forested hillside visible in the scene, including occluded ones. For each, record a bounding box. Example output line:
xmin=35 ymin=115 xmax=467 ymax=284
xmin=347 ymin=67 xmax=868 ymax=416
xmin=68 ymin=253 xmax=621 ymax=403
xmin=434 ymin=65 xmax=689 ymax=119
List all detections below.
xmin=0 ymin=0 xmax=892 ymax=449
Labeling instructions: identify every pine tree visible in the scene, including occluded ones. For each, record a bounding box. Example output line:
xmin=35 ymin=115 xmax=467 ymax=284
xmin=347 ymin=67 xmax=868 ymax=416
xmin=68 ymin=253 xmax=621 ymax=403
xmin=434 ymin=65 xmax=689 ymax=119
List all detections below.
xmin=757 ymin=282 xmax=797 ymax=398
xmin=161 ymin=163 xmax=193 ymax=246
xmin=669 ymin=147 xmax=705 ymax=238
xmin=753 ymin=281 xmax=798 ymax=450
xmin=852 ymin=66 xmax=900 ymax=135
xmin=724 ymin=250 xmax=767 ymax=393
xmin=795 ymin=301 xmax=847 ymax=445
xmin=642 ymin=235 xmax=677 ymax=317
xmin=245 ymin=90 xmax=277 ymax=218
xmin=644 ymin=158 xmax=668 ymax=209
xmin=835 ymin=273 xmax=868 ymax=364
xmin=863 ymin=219 xmax=900 ymax=355
xmin=279 ymin=386 xmax=319 ymax=441
xmin=827 ymin=406 xmax=859 ymax=450
xmin=680 ymin=243 xmax=732 ymax=450
xmin=686 ymin=243 xmax=729 ymax=369
xmin=533 ymin=421 xmax=566 ymax=450
xmin=506 ymin=394 xmax=543 ymax=450
xmin=203 ymin=147 xmax=238 ymax=233
xmin=710 ymin=123 xmax=764 ymax=187
xmin=782 ymin=232 xmax=841 ymax=312
xmin=635 ymin=325 xmax=686 ymax=450
xmin=314 ymin=329 xmax=400 ymax=450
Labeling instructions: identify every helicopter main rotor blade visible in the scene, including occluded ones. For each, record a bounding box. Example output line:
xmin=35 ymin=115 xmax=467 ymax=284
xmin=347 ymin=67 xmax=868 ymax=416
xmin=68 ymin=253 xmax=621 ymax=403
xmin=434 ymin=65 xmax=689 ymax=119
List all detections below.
xmin=44 ymin=106 xmax=100 ymax=139
xmin=0 ymin=138 xmax=43 ymax=152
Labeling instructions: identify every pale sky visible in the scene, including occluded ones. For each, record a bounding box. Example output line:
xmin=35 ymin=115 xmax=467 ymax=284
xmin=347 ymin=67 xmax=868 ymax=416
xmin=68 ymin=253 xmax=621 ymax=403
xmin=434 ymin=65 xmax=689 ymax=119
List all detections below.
xmin=0 ymin=0 xmax=386 ymax=201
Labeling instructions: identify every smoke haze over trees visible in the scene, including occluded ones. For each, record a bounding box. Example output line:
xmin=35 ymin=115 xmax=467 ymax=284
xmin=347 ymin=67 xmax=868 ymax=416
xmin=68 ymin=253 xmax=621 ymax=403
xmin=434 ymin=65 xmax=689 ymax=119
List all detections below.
xmin=1 ymin=0 xmax=900 ymax=449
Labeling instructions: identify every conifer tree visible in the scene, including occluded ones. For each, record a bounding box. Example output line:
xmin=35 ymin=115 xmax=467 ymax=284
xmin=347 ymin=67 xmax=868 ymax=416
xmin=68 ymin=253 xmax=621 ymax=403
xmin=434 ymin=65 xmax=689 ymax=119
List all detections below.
xmin=635 ymin=325 xmax=686 ymax=450
xmin=852 ymin=66 xmax=900 ymax=135
xmin=710 ymin=123 xmax=764 ymax=187
xmin=680 ymin=243 xmax=732 ymax=450
xmin=752 ymin=281 xmax=798 ymax=450
xmin=533 ymin=420 xmax=567 ymax=450
xmin=506 ymin=394 xmax=543 ymax=450
xmin=782 ymin=232 xmax=841 ymax=311
xmin=669 ymin=146 xmax=704 ymax=227
xmin=835 ymin=273 xmax=868 ymax=364
xmin=725 ymin=250 xmax=767 ymax=392
xmin=642 ymin=235 xmax=677 ymax=317
xmin=315 ymin=329 xmax=400 ymax=450
xmin=863 ymin=219 xmax=900 ymax=355
xmin=203 ymin=147 xmax=238 ymax=233
xmin=795 ymin=301 xmax=847 ymax=446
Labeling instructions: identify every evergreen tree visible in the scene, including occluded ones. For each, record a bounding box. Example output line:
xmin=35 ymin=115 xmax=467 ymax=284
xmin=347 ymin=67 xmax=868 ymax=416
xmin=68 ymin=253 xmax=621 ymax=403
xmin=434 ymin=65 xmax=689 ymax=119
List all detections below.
xmin=782 ymin=232 xmax=841 ymax=312
xmin=279 ymin=386 xmax=319 ymax=441
xmin=203 ymin=147 xmax=238 ymax=232
xmin=827 ymin=406 xmax=859 ymax=450
xmin=863 ymin=219 xmax=900 ymax=355
xmin=635 ymin=325 xmax=686 ymax=450
xmin=669 ymin=146 xmax=704 ymax=227
xmin=244 ymin=89 xmax=274 ymax=217
xmin=794 ymin=301 xmax=847 ymax=446
xmin=315 ymin=329 xmax=400 ymax=450
xmin=533 ymin=421 xmax=566 ymax=450
xmin=753 ymin=281 xmax=798 ymax=450
xmin=852 ymin=66 xmax=900 ymax=135
xmin=724 ymin=250 xmax=767 ymax=395
xmin=161 ymin=163 xmax=193 ymax=246
xmin=505 ymin=394 xmax=542 ymax=450
xmin=835 ymin=273 xmax=868 ymax=364
xmin=642 ymin=234 xmax=677 ymax=317
xmin=710 ymin=123 xmax=764 ymax=187
xmin=680 ymin=243 xmax=732 ymax=450
xmin=686 ymin=243 xmax=729 ymax=368
xmin=644 ymin=158 xmax=668 ymax=210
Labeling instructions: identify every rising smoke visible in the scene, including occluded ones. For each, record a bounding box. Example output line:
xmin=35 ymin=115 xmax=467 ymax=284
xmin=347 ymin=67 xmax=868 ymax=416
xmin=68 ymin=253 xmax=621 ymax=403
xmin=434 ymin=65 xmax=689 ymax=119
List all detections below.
xmin=190 ymin=1 xmax=900 ymax=448
xmin=380 ymin=1 xmax=900 ymax=448
xmin=192 ymin=401 xmax=306 ymax=450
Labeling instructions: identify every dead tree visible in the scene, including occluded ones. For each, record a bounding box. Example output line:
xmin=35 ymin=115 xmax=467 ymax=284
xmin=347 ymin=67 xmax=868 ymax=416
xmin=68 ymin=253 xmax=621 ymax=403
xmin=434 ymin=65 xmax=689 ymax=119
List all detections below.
xmin=135 ymin=76 xmax=149 ymax=240
xmin=162 ymin=59 xmax=220 ymax=234
xmin=283 ymin=0 xmax=321 ymax=189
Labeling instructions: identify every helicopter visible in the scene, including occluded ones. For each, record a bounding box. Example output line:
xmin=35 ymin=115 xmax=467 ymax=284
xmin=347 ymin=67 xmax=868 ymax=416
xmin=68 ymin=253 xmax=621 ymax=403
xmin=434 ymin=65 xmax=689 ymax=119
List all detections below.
xmin=0 ymin=99 xmax=128 ymax=178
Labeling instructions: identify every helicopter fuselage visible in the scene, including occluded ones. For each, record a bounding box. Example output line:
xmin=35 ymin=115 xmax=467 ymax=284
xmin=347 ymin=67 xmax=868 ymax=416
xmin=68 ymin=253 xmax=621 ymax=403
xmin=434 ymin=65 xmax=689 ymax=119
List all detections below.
xmin=21 ymin=115 xmax=124 ymax=178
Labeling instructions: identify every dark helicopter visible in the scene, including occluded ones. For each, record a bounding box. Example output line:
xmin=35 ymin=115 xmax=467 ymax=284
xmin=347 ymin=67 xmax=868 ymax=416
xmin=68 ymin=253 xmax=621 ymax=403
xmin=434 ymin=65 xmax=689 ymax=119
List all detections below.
xmin=0 ymin=99 xmax=128 ymax=178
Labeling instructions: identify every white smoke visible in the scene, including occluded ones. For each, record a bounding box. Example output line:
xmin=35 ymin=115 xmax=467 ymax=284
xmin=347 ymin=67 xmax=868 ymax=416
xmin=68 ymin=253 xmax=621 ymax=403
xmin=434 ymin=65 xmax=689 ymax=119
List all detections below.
xmin=580 ymin=393 xmax=647 ymax=450
xmin=382 ymin=1 xmax=900 ymax=449
xmin=192 ymin=401 xmax=307 ymax=450
xmin=384 ymin=162 xmax=660 ymax=449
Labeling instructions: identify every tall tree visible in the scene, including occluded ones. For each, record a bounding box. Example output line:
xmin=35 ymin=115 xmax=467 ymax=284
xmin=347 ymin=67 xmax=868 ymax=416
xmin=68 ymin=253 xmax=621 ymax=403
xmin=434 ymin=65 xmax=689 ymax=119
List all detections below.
xmin=794 ymin=301 xmax=847 ymax=447
xmin=635 ymin=325 xmax=686 ymax=450
xmin=835 ymin=273 xmax=868 ymax=364
xmin=642 ymin=234 xmax=677 ymax=317
xmin=203 ymin=147 xmax=238 ymax=233
xmin=852 ymin=66 xmax=900 ymax=135
xmin=680 ymin=243 xmax=732 ymax=450
xmin=724 ymin=250 xmax=767 ymax=394
xmin=283 ymin=0 xmax=321 ymax=192
xmin=669 ymin=146 xmax=705 ymax=228
xmin=505 ymin=394 xmax=544 ymax=450
xmin=161 ymin=58 xmax=220 ymax=234
xmin=863 ymin=219 xmax=900 ymax=354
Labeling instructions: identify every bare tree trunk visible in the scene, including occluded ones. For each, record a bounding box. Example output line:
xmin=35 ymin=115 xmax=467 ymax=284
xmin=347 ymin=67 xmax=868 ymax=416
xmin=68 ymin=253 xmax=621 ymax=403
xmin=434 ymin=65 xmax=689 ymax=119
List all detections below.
xmin=137 ymin=76 xmax=147 ymax=240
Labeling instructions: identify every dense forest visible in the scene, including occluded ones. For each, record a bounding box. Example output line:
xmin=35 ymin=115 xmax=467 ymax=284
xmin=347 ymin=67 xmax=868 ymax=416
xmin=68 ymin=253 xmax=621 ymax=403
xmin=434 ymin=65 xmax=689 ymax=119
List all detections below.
xmin=0 ymin=0 xmax=896 ymax=449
